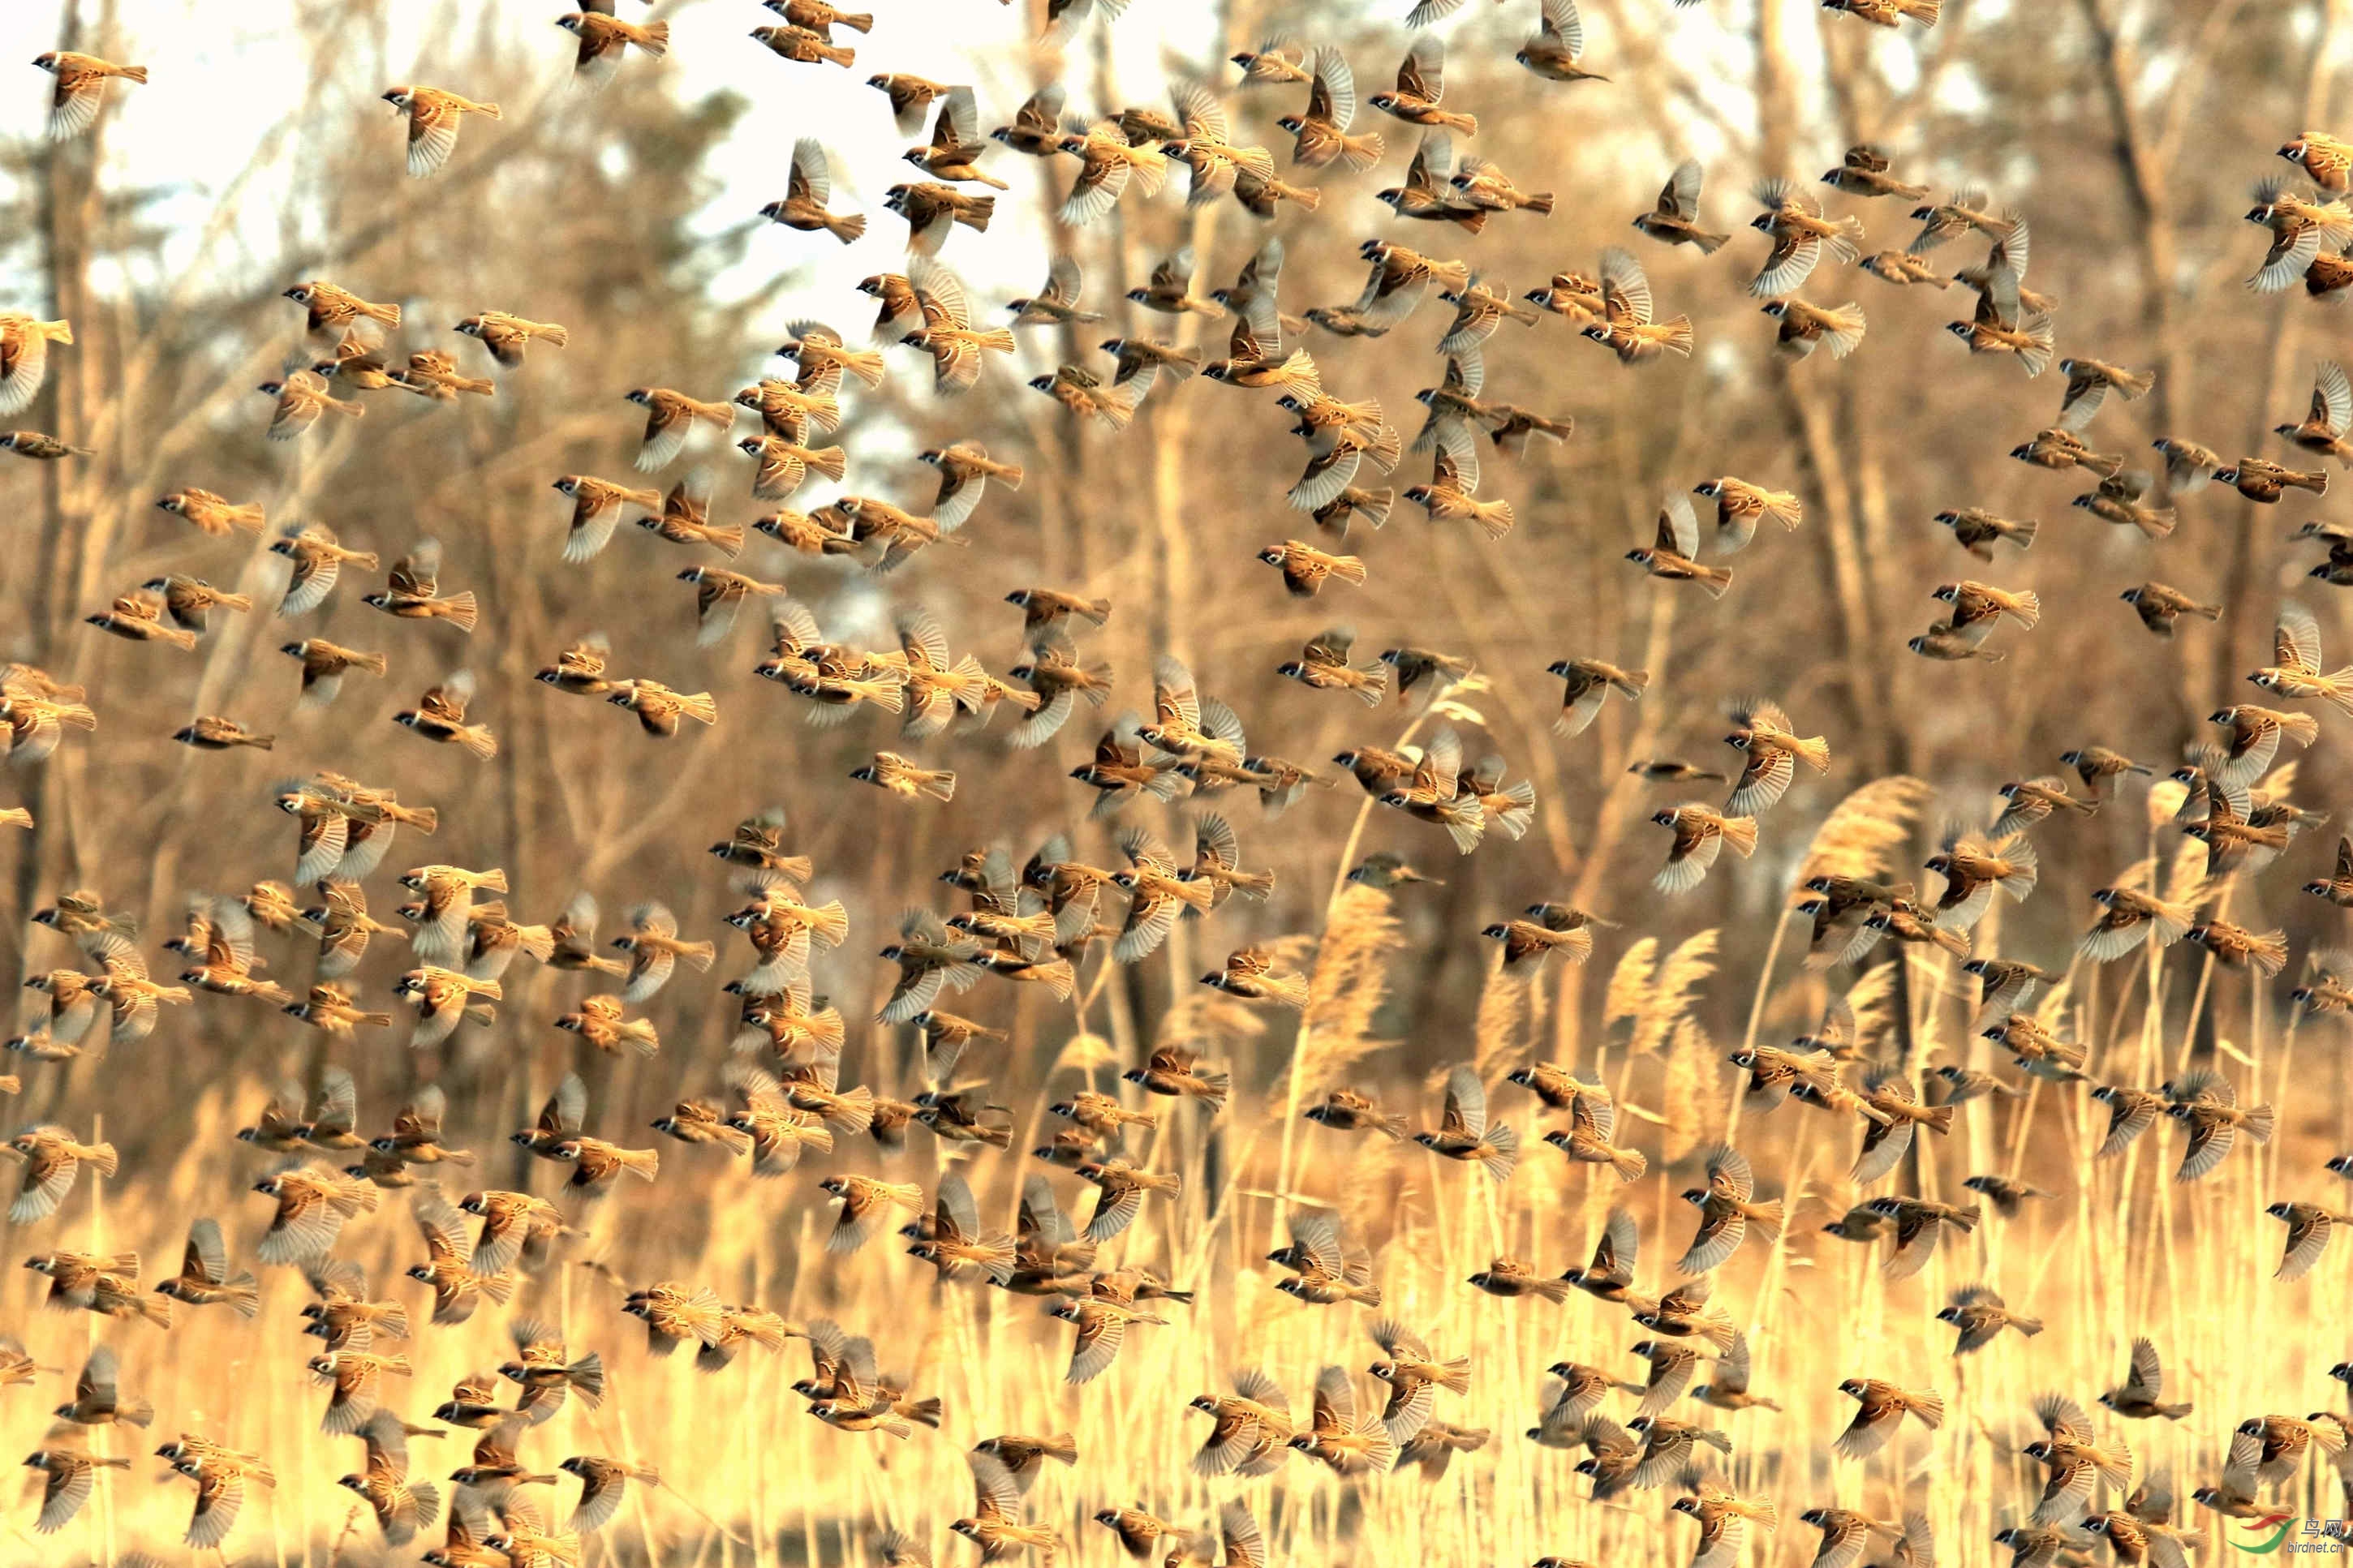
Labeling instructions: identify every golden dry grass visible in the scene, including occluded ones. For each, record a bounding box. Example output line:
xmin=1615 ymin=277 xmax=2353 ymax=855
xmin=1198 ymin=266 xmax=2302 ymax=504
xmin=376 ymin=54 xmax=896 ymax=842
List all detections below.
xmin=19 ymin=855 xmax=2352 ymax=1568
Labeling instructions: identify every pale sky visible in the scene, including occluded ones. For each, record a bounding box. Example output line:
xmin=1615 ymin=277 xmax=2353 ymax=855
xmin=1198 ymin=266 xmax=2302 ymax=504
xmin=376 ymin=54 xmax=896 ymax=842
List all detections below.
xmin=0 ymin=0 xmax=1243 ymax=312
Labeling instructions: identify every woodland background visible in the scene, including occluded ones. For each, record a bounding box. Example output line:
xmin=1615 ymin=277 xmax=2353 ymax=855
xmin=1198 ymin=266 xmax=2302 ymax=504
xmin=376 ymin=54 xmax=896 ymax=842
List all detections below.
xmin=0 ymin=0 xmax=2348 ymax=1562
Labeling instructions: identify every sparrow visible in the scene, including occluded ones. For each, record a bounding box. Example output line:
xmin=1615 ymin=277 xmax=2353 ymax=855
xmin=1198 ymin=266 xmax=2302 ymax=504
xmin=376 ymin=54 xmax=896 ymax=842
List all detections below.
xmin=1946 ymin=271 xmax=2054 ymax=374
xmin=1548 ymin=657 xmax=1648 ymax=735
xmin=1201 ymin=946 xmax=1308 ymax=1008
xmin=754 ymin=136 xmax=867 ymax=247
xmin=2021 ymin=1394 xmax=2136 ymax=1524
xmin=53 ymin=1342 xmax=148 ymax=1428
xmin=1623 ymin=1413 xmax=1734 ymax=1489
xmin=1370 ymin=37 xmax=1477 ymax=134
xmin=1959 ymin=1172 xmax=2054 ymax=1216
xmin=1515 ymin=0 xmax=1607 ymax=79
xmin=1865 ymin=1196 xmax=1979 ymax=1278
xmin=1583 ymin=247 xmax=1695 ymax=362
xmin=2119 ymin=582 xmax=2218 ymax=635
xmin=1482 ymin=902 xmax=1598 ymax=974
xmin=454 ymin=311 xmax=568 ymax=367
xmin=2098 ymin=1338 xmax=2193 ymax=1420
xmin=254 ymin=1165 xmax=380 ymax=1266
xmin=2015 ymin=425 xmax=2123 ymax=473
xmin=283 ymin=281 xmax=402 ymax=352
xmin=26 ymin=1448 xmax=131 ymax=1534
xmin=1824 ymin=143 xmax=1928 ymax=200
xmin=558 ymin=12 xmax=670 ymax=81
xmin=559 ymin=1455 xmax=661 ymax=1535
xmin=2151 ymin=435 xmax=2224 ymax=491
xmin=2078 ymin=883 xmax=2196 ymax=964
xmin=1628 ymin=158 xmax=1729 ymax=253
xmin=2249 ymin=600 xmax=2353 ymax=711
xmin=1749 ymin=176 xmax=1865 ymax=294
xmin=624 ymin=387 xmax=736 ymax=474
xmin=172 ymin=715 xmax=273 ymax=751
xmin=1675 ymin=1145 xmax=1783 ymax=1273
xmin=1160 ymin=81 xmax=1279 ymax=209
xmin=2284 ymin=130 xmax=2353 ymax=191
xmin=0 ymin=313 xmax=72 ymax=416
xmin=1409 ymin=1063 xmax=1520 ymax=1180
xmin=1992 ymin=777 xmax=2094 ymax=838
xmin=1404 ymin=421 xmax=1515 ymax=539
xmin=1450 ymin=151 xmax=1553 ymax=214
xmin=1859 ymin=249 xmax=1951 ymax=286
xmin=387 ymin=346 xmax=492 ymax=398
xmin=1822 ymin=0 xmax=1941 ymax=28
xmin=870 ymin=70 xmax=950 ymax=131
xmin=1628 ymin=492 xmax=1734 ymax=597
xmin=1052 ymin=121 xmax=1170 ymax=226
xmin=1543 ymin=1089 xmax=1648 ymax=1180
xmin=1047 ymin=1295 xmax=1165 ymax=1385
xmin=2181 ymin=776 xmax=2293 ymax=877
xmin=1276 ymin=46 xmax=1385 ymax=171
xmin=2054 ymin=355 xmax=2157 ymax=429
xmin=548 ymin=992 xmax=660 ymax=1059
xmin=2080 ymin=472 xmax=2183 ymax=552
xmin=1093 ymin=1506 xmax=1178 ymax=1562
xmin=903 ymin=85 xmax=1002 ymax=187
xmin=393 ymin=669 xmax=497 ymax=759
xmin=899 ymin=257 xmax=1017 ymax=395
xmin=621 ymin=471 xmax=742 ymax=558
xmin=282 ymin=638 xmax=389 ymax=707
xmin=382 ymin=85 xmax=499 ymax=177
xmin=2063 ymin=745 xmax=2155 ymax=800
xmin=884 ymin=180 xmax=994 ymax=254
xmin=1121 ymin=1030 xmax=1232 ymax=1106
xmin=849 ymin=751 xmax=957 ymax=804
xmin=33 ymin=50 xmax=147 ymax=140
xmin=1931 ymin=583 xmax=2043 ymax=662
xmin=2247 ymin=178 xmax=2353 ymax=291
xmin=1763 ymin=298 xmax=1869 ymax=360
xmin=1364 ymin=1318 xmax=1471 ymax=1445
xmin=1186 ymin=1368 xmax=1297 ymax=1476
xmin=1922 ymin=830 xmax=2037 ymax=930
xmin=1003 ymin=258 xmax=1100 ymax=335
xmin=363 ymin=536 xmax=478 ymax=629
xmin=2163 ymin=1068 xmax=2275 ymax=1179
xmin=2209 ymin=702 xmax=2321 ymax=783
xmin=2266 ymin=1196 xmax=2353 ymax=1280
xmin=1690 ymin=1331 xmax=1780 ymax=1414
xmin=2304 ymin=835 xmax=2353 ymax=905
xmin=85 ymin=587 xmax=198 ymax=650
xmin=1936 ymin=1282 xmax=2042 ymax=1353
xmin=1984 ymin=1012 xmax=2088 ymax=1080
xmin=1028 ymin=362 xmax=1149 ymax=427
xmin=1628 ymin=1276 xmax=1737 ymax=1351
xmin=153 ymin=1215 xmax=260 ymax=1319
xmin=1650 ymin=804 xmax=1757 ymax=892
xmin=1301 ymin=1086 xmax=1411 ymax=1140
xmin=256 ymin=370 xmax=363 ymax=440
xmin=778 ymin=320 xmax=887 ymax=389
xmin=1694 ymin=477 xmax=1804 ymax=552
xmin=2217 ymin=453 xmax=2330 ymax=501
xmin=1289 ymin=1365 xmax=1399 ymax=1475
xmin=1723 ymin=698 xmax=1831 ymax=814
xmin=336 ymin=1409 xmax=439 ymax=1544
xmin=1232 ymin=34 xmax=1310 ymax=84
xmin=6 ymin=1123 xmax=118 ymax=1222
xmin=156 ymin=488 xmax=266 ymax=539
xmin=265 ymin=523 xmax=375 ymax=618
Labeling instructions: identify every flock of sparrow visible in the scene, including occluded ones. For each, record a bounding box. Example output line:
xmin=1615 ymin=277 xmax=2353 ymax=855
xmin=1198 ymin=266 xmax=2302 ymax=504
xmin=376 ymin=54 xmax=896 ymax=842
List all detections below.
xmin=5 ymin=0 xmax=2353 ymax=1563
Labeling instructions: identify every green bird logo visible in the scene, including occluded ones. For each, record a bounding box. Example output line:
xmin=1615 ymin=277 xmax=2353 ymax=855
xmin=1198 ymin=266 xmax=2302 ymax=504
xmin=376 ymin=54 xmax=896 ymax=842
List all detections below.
xmin=2228 ymin=1514 xmax=2299 ymax=1555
